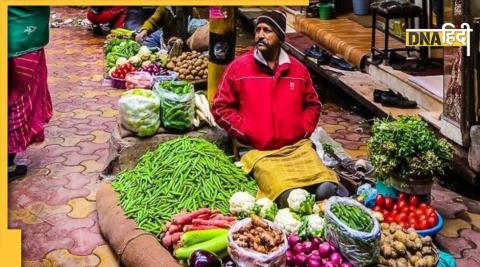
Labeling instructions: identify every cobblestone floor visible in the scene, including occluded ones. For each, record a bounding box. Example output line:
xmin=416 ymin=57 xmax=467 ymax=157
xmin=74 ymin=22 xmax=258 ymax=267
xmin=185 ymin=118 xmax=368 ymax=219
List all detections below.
xmin=7 ymin=7 xmax=480 ymax=267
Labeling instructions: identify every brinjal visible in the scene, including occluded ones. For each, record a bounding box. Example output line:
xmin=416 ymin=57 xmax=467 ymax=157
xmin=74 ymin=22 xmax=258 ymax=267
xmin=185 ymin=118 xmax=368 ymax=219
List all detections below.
xmin=188 ymin=250 xmax=221 ymax=267
xmin=222 ymin=256 xmax=237 ymax=267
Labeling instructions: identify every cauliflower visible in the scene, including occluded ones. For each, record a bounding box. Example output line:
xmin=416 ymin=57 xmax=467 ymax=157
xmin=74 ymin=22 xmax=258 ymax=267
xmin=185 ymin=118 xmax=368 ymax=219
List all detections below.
xmin=128 ymin=55 xmax=142 ymax=67
xmin=115 ymin=57 xmax=128 ymax=66
xmin=229 ymin=192 xmax=255 ymax=218
xmin=274 ymin=208 xmax=301 ymax=233
xmin=138 ymin=46 xmax=151 ymax=60
xmin=287 ymin=189 xmax=315 ymax=215
xmin=253 ymin=198 xmax=278 ymax=221
xmin=298 ymin=214 xmax=325 ymax=238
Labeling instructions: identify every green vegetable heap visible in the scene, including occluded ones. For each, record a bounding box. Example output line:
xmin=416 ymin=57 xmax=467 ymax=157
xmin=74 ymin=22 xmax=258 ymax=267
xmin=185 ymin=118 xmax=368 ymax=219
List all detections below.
xmin=112 ymin=137 xmax=257 ymax=237
xmin=331 ymin=203 xmax=373 ymax=232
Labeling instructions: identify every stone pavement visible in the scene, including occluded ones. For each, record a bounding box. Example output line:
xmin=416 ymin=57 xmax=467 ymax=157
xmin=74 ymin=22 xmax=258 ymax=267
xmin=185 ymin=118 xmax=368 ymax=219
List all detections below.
xmin=7 ymin=7 xmax=480 ymax=267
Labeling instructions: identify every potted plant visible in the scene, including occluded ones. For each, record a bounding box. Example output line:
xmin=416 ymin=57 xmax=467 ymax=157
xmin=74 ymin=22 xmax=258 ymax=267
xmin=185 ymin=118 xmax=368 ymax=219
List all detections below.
xmin=367 ymin=116 xmax=453 ymax=195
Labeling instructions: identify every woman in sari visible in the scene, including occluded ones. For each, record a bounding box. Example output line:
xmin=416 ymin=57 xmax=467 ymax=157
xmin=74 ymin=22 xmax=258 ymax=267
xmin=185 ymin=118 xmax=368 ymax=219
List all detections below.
xmin=8 ymin=6 xmax=53 ymax=180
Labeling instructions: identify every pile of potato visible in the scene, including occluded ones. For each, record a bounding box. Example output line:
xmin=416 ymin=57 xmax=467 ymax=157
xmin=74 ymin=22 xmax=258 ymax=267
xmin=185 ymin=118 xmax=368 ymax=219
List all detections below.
xmin=379 ymin=223 xmax=437 ymax=267
xmin=166 ymin=51 xmax=208 ymax=81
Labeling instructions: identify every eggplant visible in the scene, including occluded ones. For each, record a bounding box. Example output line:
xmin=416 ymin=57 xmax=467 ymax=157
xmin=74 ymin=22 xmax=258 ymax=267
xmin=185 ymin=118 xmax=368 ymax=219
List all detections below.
xmin=222 ymin=256 xmax=237 ymax=267
xmin=188 ymin=250 xmax=221 ymax=267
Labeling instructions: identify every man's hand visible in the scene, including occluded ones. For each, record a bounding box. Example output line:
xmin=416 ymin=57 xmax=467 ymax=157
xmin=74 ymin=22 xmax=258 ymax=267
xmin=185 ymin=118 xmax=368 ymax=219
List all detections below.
xmin=135 ymin=29 xmax=148 ymax=43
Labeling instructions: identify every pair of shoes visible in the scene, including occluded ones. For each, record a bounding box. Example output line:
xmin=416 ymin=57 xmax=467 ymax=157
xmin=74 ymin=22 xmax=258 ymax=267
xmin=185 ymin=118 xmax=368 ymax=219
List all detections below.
xmin=329 ymin=56 xmax=355 ymax=71
xmin=373 ymin=89 xmax=417 ymax=108
xmin=8 ymin=164 xmax=27 ymax=182
xmin=304 ymin=45 xmax=331 ymax=65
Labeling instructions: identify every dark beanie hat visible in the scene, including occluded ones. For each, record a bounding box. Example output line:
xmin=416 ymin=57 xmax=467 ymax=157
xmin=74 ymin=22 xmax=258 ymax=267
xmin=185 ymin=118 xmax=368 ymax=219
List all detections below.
xmin=256 ymin=10 xmax=287 ymax=41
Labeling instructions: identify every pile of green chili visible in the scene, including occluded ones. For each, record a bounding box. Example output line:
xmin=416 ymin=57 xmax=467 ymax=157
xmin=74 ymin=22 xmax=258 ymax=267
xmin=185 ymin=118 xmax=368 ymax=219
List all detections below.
xmin=112 ymin=136 xmax=257 ymax=237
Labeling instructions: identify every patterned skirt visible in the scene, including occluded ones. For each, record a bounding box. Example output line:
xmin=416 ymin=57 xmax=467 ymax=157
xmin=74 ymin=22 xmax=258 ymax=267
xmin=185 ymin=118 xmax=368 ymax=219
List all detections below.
xmin=8 ymin=49 xmax=52 ymax=154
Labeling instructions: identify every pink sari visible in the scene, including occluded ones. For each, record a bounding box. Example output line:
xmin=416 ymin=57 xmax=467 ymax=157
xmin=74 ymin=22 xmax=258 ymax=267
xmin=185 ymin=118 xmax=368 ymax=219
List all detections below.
xmin=8 ymin=49 xmax=52 ymax=154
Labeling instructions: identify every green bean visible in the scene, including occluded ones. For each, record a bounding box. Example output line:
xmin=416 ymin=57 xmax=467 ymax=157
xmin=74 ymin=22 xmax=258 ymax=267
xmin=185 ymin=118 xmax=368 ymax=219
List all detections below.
xmin=112 ymin=137 xmax=257 ymax=238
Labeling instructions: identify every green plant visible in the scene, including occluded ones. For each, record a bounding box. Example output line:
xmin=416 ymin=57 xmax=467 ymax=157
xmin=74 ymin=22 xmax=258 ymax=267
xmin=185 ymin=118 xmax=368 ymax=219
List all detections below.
xmin=367 ymin=116 xmax=453 ymax=182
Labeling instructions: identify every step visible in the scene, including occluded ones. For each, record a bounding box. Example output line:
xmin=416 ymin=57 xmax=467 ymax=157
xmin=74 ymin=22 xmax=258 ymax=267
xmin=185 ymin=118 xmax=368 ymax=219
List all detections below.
xmin=367 ymin=62 xmax=444 ymax=118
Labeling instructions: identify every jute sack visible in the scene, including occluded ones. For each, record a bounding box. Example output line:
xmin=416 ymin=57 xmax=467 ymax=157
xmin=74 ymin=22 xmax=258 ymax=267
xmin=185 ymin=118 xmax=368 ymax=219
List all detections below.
xmin=96 ymin=182 xmax=180 ymax=267
xmin=186 ymin=22 xmax=209 ymax=52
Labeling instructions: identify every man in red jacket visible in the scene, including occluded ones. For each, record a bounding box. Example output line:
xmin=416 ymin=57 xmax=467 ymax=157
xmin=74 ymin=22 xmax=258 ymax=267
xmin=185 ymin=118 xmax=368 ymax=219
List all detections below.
xmin=212 ymin=10 xmax=321 ymax=151
xmin=212 ymin=10 xmax=347 ymax=204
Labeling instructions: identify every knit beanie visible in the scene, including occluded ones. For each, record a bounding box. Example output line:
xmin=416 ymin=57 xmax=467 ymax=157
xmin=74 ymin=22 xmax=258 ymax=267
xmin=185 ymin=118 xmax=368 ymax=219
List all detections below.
xmin=256 ymin=10 xmax=287 ymax=42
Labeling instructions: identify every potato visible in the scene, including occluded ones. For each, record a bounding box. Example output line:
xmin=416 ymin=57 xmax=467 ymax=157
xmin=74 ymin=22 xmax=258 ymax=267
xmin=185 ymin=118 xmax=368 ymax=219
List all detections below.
xmin=204 ymin=69 xmax=208 ymax=74
xmin=414 ymin=259 xmax=427 ymax=267
xmin=166 ymin=62 xmax=175 ymax=70
xmin=408 ymin=231 xmax=418 ymax=241
xmin=381 ymin=244 xmax=393 ymax=258
xmin=186 ymin=75 xmax=194 ymax=80
xmin=393 ymin=241 xmax=407 ymax=256
xmin=409 ymin=255 xmax=419 ymax=265
xmin=421 ymin=246 xmax=432 ymax=255
xmin=414 ymin=238 xmax=423 ymax=250
xmin=421 ymin=236 xmax=432 ymax=245
xmin=195 ymin=76 xmax=201 ymax=80
xmin=396 ymin=257 xmax=408 ymax=267
xmin=193 ymin=59 xmax=201 ymax=67
xmin=424 ymin=256 xmax=435 ymax=267
xmin=198 ymin=70 xmax=204 ymax=76
xmin=394 ymin=231 xmax=407 ymax=244
xmin=202 ymin=74 xmax=207 ymax=79
xmin=174 ymin=67 xmax=180 ymax=72
xmin=191 ymin=69 xmax=198 ymax=75
xmin=179 ymin=74 xmax=185 ymax=79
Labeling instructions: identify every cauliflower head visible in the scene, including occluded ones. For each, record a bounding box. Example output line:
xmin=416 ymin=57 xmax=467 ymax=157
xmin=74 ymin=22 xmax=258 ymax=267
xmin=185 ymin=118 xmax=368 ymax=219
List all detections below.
xmin=254 ymin=197 xmax=278 ymax=221
xmin=229 ymin=192 xmax=255 ymax=217
xmin=274 ymin=208 xmax=301 ymax=233
xmin=287 ymin=189 xmax=315 ymax=214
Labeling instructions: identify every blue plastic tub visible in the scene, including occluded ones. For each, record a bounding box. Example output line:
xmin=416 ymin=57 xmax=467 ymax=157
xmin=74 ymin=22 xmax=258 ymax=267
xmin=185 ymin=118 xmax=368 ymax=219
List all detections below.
xmin=416 ymin=211 xmax=444 ymax=237
xmin=352 ymin=0 xmax=371 ymax=16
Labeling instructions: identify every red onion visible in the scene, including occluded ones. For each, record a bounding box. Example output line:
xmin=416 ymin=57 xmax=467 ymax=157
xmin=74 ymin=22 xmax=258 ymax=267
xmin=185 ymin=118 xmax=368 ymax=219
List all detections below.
xmin=307 ymin=253 xmax=322 ymax=263
xmin=311 ymin=237 xmax=321 ymax=250
xmin=294 ymin=253 xmax=308 ymax=267
xmin=304 ymin=241 xmax=314 ymax=255
xmin=318 ymin=242 xmax=332 ymax=258
xmin=323 ymin=262 xmax=335 ymax=267
xmin=340 ymin=263 xmax=353 ymax=267
xmin=307 ymin=258 xmax=323 ymax=267
xmin=293 ymin=243 xmax=306 ymax=255
xmin=310 ymin=250 xmax=320 ymax=256
xmin=286 ymin=251 xmax=294 ymax=266
xmin=329 ymin=252 xmax=343 ymax=266
xmin=288 ymin=234 xmax=301 ymax=247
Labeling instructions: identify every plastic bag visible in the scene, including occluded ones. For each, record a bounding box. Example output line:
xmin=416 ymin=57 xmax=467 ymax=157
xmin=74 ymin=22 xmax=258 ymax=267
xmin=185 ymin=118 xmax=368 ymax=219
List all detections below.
xmin=188 ymin=16 xmax=208 ymax=35
xmin=154 ymin=80 xmax=194 ymax=130
xmin=125 ymin=71 xmax=153 ymax=89
xmin=227 ymin=218 xmax=288 ymax=267
xmin=118 ymin=89 xmax=160 ymax=137
xmin=310 ymin=126 xmax=349 ymax=167
xmin=152 ymin=71 xmax=178 ymax=84
xmin=324 ymin=197 xmax=380 ymax=267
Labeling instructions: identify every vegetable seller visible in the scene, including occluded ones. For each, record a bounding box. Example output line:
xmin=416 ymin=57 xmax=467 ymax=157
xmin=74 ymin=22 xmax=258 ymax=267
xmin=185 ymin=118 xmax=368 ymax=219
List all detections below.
xmin=86 ymin=7 xmax=128 ymax=35
xmin=212 ymin=10 xmax=347 ymax=206
xmin=8 ymin=7 xmax=53 ymax=180
xmin=134 ymin=6 xmax=178 ymax=48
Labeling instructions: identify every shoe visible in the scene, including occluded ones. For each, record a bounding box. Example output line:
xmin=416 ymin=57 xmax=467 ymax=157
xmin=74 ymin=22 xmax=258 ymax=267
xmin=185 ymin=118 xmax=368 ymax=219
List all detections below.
xmin=305 ymin=45 xmax=331 ymax=65
xmin=329 ymin=56 xmax=355 ymax=71
xmin=388 ymin=51 xmax=406 ymax=65
xmin=374 ymin=89 xmax=417 ymax=108
xmin=8 ymin=164 xmax=27 ymax=182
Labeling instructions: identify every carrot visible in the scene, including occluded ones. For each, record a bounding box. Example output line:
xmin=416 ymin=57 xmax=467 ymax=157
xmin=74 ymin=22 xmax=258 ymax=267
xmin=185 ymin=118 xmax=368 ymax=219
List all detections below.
xmin=192 ymin=219 xmax=230 ymax=228
xmin=173 ymin=208 xmax=211 ymax=225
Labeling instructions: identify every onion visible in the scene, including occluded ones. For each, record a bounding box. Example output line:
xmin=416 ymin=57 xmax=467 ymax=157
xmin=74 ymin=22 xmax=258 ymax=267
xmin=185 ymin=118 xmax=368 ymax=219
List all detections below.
xmin=318 ymin=242 xmax=332 ymax=258
xmin=293 ymin=242 xmax=305 ymax=255
xmin=307 ymin=258 xmax=323 ymax=267
xmin=311 ymin=237 xmax=321 ymax=250
xmin=294 ymin=253 xmax=308 ymax=267
xmin=307 ymin=253 xmax=322 ymax=263
xmin=340 ymin=263 xmax=353 ymax=267
xmin=310 ymin=250 xmax=320 ymax=256
xmin=329 ymin=252 xmax=343 ymax=266
xmin=286 ymin=251 xmax=294 ymax=266
xmin=323 ymin=262 xmax=335 ymax=267
xmin=304 ymin=241 xmax=314 ymax=255
xmin=288 ymin=234 xmax=301 ymax=247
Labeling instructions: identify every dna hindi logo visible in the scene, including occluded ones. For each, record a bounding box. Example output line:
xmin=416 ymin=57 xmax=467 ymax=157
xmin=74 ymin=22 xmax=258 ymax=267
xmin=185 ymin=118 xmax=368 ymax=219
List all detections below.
xmin=405 ymin=23 xmax=474 ymax=56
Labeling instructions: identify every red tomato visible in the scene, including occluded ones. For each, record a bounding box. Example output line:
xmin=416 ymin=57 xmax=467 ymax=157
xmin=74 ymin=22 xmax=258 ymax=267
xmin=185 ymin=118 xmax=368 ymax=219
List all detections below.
xmin=408 ymin=217 xmax=417 ymax=226
xmin=409 ymin=196 xmax=419 ymax=207
xmin=373 ymin=206 xmax=382 ymax=212
xmin=427 ymin=214 xmax=438 ymax=227
xmin=409 ymin=206 xmax=417 ymax=213
xmin=398 ymin=200 xmax=408 ymax=209
xmin=398 ymin=193 xmax=408 ymax=202
xmin=392 ymin=204 xmax=399 ymax=212
xmin=419 ymin=203 xmax=428 ymax=210
xmin=385 ymin=197 xmax=394 ymax=210
xmin=400 ymin=207 xmax=410 ymax=214
xmin=383 ymin=210 xmax=390 ymax=218
xmin=375 ymin=195 xmax=385 ymax=208
xmin=418 ymin=214 xmax=427 ymax=222
xmin=417 ymin=220 xmax=429 ymax=230
xmin=425 ymin=207 xmax=435 ymax=216
xmin=385 ymin=215 xmax=395 ymax=224
xmin=415 ymin=209 xmax=424 ymax=217
xmin=407 ymin=212 xmax=416 ymax=220
xmin=395 ymin=213 xmax=407 ymax=223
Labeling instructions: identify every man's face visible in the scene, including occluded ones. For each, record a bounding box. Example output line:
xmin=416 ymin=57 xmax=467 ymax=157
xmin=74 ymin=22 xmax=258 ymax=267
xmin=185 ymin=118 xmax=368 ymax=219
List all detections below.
xmin=254 ymin=22 xmax=280 ymax=52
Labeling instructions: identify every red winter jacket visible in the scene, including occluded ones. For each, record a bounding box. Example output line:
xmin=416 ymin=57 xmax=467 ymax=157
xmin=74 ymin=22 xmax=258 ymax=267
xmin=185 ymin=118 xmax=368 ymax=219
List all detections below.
xmin=212 ymin=48 xmax=321 ymax=151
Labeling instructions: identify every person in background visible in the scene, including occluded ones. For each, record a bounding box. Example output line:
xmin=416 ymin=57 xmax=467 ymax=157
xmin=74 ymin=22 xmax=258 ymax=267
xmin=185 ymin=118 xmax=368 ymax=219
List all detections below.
xmin=212 ymin=10 xmax=346 ymax=205
xmin=8 ymin=6 xmax=53 ymax=181
xmin=86 ymin=6 xmax=127 ymax=35
xmin=124 ymin=7 xmax=157 ymax=31
xmin=432 ymin=0 xmax=444 ymax=28
xmin=134 ymin=6 xmax=178 ymax=48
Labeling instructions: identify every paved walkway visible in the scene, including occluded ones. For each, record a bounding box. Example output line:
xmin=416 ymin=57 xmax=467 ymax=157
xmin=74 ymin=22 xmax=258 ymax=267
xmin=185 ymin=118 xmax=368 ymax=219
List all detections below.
xmin=7 ymin=7 xmax=480 ymax=267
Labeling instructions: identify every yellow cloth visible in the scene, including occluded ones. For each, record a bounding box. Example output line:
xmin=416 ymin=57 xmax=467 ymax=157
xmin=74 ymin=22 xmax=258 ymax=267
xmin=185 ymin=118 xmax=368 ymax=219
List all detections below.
xmin=241 ymin=139 xmax=339 ymax=200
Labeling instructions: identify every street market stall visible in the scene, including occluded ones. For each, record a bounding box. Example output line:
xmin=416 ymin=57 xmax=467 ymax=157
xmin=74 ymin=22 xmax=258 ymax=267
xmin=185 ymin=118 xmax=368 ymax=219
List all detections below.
xmin=96 ymin=27 xmax=456 ymax=267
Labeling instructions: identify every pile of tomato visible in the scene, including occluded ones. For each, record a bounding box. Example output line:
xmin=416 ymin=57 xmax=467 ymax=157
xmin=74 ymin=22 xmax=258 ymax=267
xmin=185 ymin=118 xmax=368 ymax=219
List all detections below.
xmin=373 ymin=193 xmax=438 ymax=230
xmin=111 ymin=63 xmax=136 ymax=80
